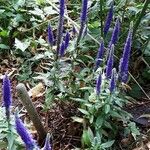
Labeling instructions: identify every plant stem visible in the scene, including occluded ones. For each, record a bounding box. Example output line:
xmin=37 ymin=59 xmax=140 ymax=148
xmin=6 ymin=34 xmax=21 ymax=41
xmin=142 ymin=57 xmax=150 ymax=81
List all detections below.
xmin=133 ymin=0 xmax=150 ymax=37
xmin=99 ymin=0 xmax=103 ymax=38
xmin=16 ymin=83 xmax=47 ymax=145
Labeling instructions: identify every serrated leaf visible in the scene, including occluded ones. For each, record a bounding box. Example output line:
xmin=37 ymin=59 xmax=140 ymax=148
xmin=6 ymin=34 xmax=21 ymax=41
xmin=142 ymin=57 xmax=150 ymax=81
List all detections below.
xmin=101 ymin=140 xmax=115 ymax=148
xmin=96 ymin=116 xmax=104 ymax=129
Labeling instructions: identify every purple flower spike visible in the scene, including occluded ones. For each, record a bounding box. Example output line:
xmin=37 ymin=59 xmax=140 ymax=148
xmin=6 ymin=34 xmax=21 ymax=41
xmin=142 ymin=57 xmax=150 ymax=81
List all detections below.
xmin=109 ymin=68 xmax=116 ymax=93
xmin=103 ymin=2 xmax=113 ymax=36
xmin=15 ymin=115 xmax=36 ymax=150
xmin=72 ymin=25 xmax=77 ymax=35
xmin=96 ymin=74 xmax=102 ymax=95
xmin=56 ymin=0 xmax=65 ymax=55
xmin=106 ymin=45 xmax=114 ymax=79
xmin=109 ymin=18 xmax=120 ymax=47
xmin=43 ymin=133 xmax=52 ymax=150
xmin=76 ymin=0 xmax=88 ymax=45
xmin=119 ymin=29 xmax=132 ymax=83
xmin=60 ymin=0 xmax=65 ymax=16
xmin=64 ymin=32 xmax=70 ymax=49
xmin=48 ymin=24 xmax=54 ymax=46
xmin=80 ymin=0 xmax=88 ymax=23
xmin=59 ymin=42 xmax=65 ymax=57
xmin=95 ymin=39 xmax=104 ymax=71
xmin=2 ymin=74 xmax=12 ymax=119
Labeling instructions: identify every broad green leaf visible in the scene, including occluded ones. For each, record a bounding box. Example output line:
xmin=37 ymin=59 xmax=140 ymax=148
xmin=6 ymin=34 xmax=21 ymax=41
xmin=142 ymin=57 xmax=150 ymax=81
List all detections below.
xmin=82 ymin=130 xmax=91 ymax=146
xmin=15 ymin=38 xmax=30 ymax=52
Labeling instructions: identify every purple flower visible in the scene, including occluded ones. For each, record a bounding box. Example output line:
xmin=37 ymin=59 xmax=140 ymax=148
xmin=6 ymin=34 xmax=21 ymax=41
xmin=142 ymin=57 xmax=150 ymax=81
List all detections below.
xmin=108 ymin=18 xmax=120 ymax=47
xmin=48 ymin=24 xmax=54 ymax=46
xmin=103 ymin=2 xmax=113 ymax=36
xmin=43 ymin=133 xmax=52 ymax=150
xmin=72 ymin=25 xmax=77 ymax=35
xmin=15 ymin=115 xmax=36 ymax=150
xmin=80 ymin=0 xmax=88 ymax=23
xmin=2 ymin=74 xmax=12 ymax=119
xmin=64 ymin=32 xmax=70 ymax=49
xmin=59 ymin=42 xmax=65 ymax=57
xmin=76 ymin=0 xmax=88 ymax=45
xmin=106 ymin=45 xmax=114 ymax=79
xmin=56 ymin=0 xmax=65 ymax=55
xmin=96 ymin=74 xmax=102 ymax=95
xmin=109 ymin=68 xmax=116 ymax=93
xmin=119 ymin=29 xmax=132 ymax=83
xmin=95 ymin=39 xmax=104 ymax=70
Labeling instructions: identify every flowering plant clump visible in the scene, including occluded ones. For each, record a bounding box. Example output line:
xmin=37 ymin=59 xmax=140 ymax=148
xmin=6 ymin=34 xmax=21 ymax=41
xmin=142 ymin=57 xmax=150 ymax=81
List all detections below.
xmin=1 ymin=0 xmax=146 ymax=149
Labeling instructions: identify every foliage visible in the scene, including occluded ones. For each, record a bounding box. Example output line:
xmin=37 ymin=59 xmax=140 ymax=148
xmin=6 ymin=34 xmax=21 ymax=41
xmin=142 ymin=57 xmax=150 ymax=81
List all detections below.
xmin=0 ymin=0 xmax=149 ymax=149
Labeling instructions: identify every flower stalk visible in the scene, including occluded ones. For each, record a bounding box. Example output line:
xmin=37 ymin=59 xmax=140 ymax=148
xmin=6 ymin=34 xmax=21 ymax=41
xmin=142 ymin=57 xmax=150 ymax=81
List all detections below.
xmin=106 ymin=45 xmax=114 ymax=79
xmin=56 ymin=0 xmax=65 ymax=59
xmin=76 ymin=0 xmax=88 ymax=48
xmin=96 ymin=73 xmax=102 ymax=95
xmin=2 ymin=74 xmax=12 ymax=120
xmin=103 ymin=1 xmax=113 ymax=37
xmin=95 ymin=39 xmax=104 ymax=71
xmin=15 ymin=114 xmax=36 ymax=150
xmin=118 ymin=28 xmax=132 ymax=83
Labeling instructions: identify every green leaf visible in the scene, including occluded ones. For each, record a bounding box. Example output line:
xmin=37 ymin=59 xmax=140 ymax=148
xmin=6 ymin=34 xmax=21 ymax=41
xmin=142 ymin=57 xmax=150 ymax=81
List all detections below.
xmin=104 ymin=104 xmax=110 ymax=114
xmin=0 ymin=44 xmax=9 ymax=49
xmin=71 ymin=98 xmax=86 ymax=102
xmin=44 ymin=6 xmax=57 ymax=15
xmin=78 ymin=108 xmax=90 ymax=116
xmin=82 ymin=130 xmax=91 ymax=146
xmin=15 ymin=38 xmax=30 ymax=52
xmin=96 ymin=116 xmax=104 ymax=129
xmin=101 ymin=140 xmax=115 ymax=148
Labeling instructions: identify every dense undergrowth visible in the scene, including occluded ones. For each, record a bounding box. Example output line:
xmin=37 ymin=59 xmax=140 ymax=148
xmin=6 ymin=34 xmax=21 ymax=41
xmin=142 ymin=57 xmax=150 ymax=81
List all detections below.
xmin=0 ymin=0 xmax=150 ymax=149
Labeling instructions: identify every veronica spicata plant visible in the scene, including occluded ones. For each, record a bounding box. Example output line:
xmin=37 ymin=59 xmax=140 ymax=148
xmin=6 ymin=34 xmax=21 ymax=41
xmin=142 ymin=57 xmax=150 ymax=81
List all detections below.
xmin=48 ymin=24 xmax=54 ymax=47
xmin=72 ymin=24 xmax=139 ymax=148
xmin=103 ymin=1 xmax=113 ymax=37
xmin=56 ymin=0 xmax=65 ymax=57
xmin=108 ymin=18 xmax=120 ymax=48
xmin=95 ymin=39 xmax=104 ymax=71
xmin=15 ymin=114 xmax=37 ymax=150
xmin=76 ymin=0 xmax=88 ymax=46
xmin=2 ymin=74 xmax=12 ymax=120
xmin=119 ymin=28 xmax=133 ymax=83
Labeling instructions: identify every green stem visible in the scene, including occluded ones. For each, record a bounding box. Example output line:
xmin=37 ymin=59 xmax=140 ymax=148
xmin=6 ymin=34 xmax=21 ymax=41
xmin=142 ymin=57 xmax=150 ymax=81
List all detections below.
xmin=133 ymin=0 xmax=150 ymax=37
xmin=99 ymin=0 xmax=103 ymax=38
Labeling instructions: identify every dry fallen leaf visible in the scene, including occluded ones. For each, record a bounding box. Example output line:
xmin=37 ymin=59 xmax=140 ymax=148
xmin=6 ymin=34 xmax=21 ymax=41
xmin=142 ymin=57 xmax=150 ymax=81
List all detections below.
xmin=28 ymin=82 xmax=45 ymax=99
